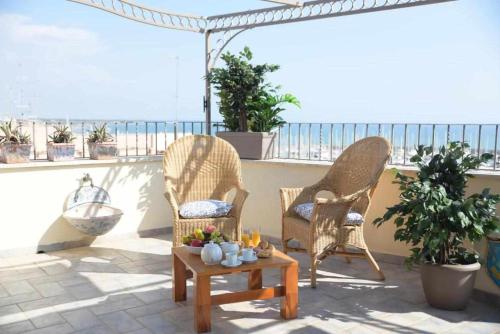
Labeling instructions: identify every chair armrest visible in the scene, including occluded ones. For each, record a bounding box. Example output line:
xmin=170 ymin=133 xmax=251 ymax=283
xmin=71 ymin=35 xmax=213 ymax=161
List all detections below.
xmin=230 ymin=187 xmax=249 ymax=220
xmin=164 ymin=186 xmax=179 ymax=221
xmin=310 ymin=184 xmax=373 ymax=229
xmin=280 ymin=187 xmax=305 ymax=215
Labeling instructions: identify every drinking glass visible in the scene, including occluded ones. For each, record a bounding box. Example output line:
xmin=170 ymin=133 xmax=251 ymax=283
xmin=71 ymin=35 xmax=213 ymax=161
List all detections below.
xmin=242 ymin=229 xmax=251 ymax=248
xmin=252 ymin=227 xmax=261 ymax=247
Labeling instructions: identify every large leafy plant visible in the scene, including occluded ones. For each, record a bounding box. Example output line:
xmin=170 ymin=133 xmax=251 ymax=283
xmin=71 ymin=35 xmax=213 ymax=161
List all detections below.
xmin=248 ymin=90 xmax=300 ymax=132
xmin=87 ymin=124 xmax=114 ymax=144
xmin=374 ymin=142 xmax=499 ymax=267
xmin=49 ymin=125 xmax=76 ymax=144
xmin=0 ymin=120 xmax=31 ymax=144
xmin=208 ymin=47 xmax=298 ymax=132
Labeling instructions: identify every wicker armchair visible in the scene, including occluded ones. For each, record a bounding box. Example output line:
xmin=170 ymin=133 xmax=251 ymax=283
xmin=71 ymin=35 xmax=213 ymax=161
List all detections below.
xmin=280 ymin=137 xmax=391 ymax=287
xmin=163 ymin=135 xmax=249 ymax=246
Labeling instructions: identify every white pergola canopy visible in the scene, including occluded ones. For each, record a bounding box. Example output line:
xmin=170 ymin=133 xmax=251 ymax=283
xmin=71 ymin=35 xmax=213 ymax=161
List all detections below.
xmin=67 ymin=0 xmax=455 ymax=133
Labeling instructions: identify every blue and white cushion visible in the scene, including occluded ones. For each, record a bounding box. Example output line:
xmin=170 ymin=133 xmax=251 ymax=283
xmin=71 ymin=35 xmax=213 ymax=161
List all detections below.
xmin=179 ymin=200 xmax=233 ymax=219
xmin=293 ymin=202 xmax=364 ymax=225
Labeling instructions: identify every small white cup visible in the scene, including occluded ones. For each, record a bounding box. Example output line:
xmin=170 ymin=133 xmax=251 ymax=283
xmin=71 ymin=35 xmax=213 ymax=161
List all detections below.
xmin=226 ymin=252 xmax=238 ymax=266
xmin=242 ymin=248 xmax=256 ymax=261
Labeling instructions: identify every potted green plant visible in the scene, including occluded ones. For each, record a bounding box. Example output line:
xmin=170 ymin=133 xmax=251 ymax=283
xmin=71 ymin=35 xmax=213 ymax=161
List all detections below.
xmin=47 ymin=125 xmax=76 ymax=161
xmin=0 ymin=120 xmax=31 ymax=164
xmin=208 ymin=47 xmax=299 ymax=160
xmin=374 ymin=142 xmax=499 ymax=310
xmin=87 ymin=123 xmax=117 ymax=160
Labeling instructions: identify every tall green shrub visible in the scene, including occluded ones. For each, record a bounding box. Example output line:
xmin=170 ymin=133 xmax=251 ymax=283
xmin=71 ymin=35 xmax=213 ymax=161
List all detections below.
xmin=374 ymin=142 xmax=499 ymax=267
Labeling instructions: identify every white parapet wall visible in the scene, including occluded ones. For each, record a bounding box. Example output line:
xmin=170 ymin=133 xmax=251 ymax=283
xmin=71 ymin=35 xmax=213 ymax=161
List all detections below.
xmin=0 ymin=157 xmax=499 ymax=297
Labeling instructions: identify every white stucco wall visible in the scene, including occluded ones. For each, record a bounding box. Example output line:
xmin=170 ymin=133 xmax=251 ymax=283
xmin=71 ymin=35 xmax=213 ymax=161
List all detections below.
xmin=0 ymin=157 xmax=498 ymax=296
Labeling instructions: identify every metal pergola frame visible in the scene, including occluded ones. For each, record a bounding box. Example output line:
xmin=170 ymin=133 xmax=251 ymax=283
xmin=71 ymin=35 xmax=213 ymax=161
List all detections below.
xmin=68 ymin=0 xmax=455 ymax=134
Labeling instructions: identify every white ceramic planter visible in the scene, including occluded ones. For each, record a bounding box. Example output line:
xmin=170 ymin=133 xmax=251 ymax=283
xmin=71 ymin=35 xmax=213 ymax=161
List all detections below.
xmin=216 ymin=132 xmax=276 ymax=160
xmin=63 ymin=202 xmax=123 ymax=236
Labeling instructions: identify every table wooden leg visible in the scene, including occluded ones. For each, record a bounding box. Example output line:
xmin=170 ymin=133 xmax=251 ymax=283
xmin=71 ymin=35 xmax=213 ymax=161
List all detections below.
xmin=280 ymin=262 xmax=298 ymax=320
xmin=172 ymin=253 xmax=187 ymax=302
xmin=194 ymin=274 xmax=211 ymax=333
xmin=248 ymin=269 xmax=262 ymax=290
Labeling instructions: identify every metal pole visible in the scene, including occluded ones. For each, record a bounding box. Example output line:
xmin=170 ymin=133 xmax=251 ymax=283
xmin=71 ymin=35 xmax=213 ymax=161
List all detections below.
xmin=204 ymin=31 xmax=212 ymax=135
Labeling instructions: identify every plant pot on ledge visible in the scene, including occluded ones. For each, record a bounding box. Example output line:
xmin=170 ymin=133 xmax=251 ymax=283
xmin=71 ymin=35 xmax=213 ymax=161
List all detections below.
xmin=216 ymin=132 xmax=276 ymax=160
xmin=0 ymin=142 xmax=31 ymax=163
xmin=47 ymin=143 xmax=75 ymax=162
xmin=88 ymin=142 xmax=117 ymax=160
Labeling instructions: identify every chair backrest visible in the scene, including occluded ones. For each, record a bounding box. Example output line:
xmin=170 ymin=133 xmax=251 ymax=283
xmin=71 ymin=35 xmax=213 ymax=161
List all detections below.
xmin=163 ymin=135 xmax=242 ymax=204
xmin=321 ymin=136 xmax=391 ymax=197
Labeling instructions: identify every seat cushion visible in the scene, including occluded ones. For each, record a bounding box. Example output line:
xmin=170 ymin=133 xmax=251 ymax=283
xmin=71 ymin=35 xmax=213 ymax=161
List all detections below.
xmin=294 ymin=202 xmax=364 ymax=225
xmin=179 ymin=200 xmax=233 ymax=219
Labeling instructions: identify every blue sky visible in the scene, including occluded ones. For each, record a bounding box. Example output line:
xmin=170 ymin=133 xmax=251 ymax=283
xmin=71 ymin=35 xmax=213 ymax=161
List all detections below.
xmin=0 ymin=0 xmax=499 ymax=123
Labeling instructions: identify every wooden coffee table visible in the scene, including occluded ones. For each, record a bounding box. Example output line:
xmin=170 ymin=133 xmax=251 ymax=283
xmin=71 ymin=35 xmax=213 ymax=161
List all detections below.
xmin=172 ymin=247 xmax=299 ymax=333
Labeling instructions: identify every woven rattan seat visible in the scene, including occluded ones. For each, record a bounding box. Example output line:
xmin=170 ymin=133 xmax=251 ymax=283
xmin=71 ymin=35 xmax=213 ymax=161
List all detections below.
xmin=280 ymin=136 xmax=391 ymax=287
xmin=163 ymin=135 xmax=248 ymax=246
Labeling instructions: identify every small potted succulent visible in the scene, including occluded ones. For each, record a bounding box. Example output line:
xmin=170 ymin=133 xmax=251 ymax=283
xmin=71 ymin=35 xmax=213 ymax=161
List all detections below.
xmin=0 ymin=120 xmax=31 ymax=164
xmin=47 ymin=125 xmax=76 ymax=161
xmin=374 ymin=142 xmax=499 ymax=310
xmin=87 ymin=123 xmax=117 ymax=160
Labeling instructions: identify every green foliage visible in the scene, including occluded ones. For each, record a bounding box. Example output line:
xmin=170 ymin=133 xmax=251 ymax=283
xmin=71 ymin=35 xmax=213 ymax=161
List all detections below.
xmin=208 ymin=47 xmax=298 ymax=132
xmin=0 ymin=119 xmax=31 ymax=144
xmin=248 ymin=90 xmax=301 ymax=132
xmin=87 ymin=123 xmax=114 ymax=143
xmin=49 ymin=125 xmax=76 ymax=144
xmin=373 ymin=142 xmax=499 ymax=268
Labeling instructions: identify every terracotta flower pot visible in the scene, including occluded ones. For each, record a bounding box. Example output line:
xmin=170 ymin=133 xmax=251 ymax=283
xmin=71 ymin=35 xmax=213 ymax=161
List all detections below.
xmin=216 ymin=132 xmax=276 ymax=160
xmin=47 ymin=143 xmax=75 ymax=162
xmin=421 ymin=262 xmax=480 ymax=310
xmin=0 ymin=142 xmax=31 ymax=163
xmin=88 ymin=142 xmax=117 ymax=160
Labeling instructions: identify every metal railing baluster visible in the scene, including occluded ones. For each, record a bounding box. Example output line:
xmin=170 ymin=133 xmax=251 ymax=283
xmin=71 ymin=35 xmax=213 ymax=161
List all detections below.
xmin=477 ymin=125 xmax=482 ymax=157
xmin=277 ymin=125 xmax=281 ymax=159
xmin=319 ymin=123 xmax=322 ymax=160
xmin=308 ymin=123 xmax=312 ymax=160
xmin=403 ymin=124 xmax=407 ymax=165
xmin=330 ymin=123 xmax=333 ymax=161
xmin=288 ymin=123 xmax=291 ymax=159
xmin=32 ymin=121 xmax=36 ymax=160
xmin=145 ymin=122 xmax=148 ymax=156
xmin=494 ymin=124 xmax=498 ymax=171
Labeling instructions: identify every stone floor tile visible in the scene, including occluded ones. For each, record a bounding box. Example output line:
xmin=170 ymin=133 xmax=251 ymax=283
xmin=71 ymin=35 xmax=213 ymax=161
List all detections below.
xmin=33 ymin=282 xmax=66 ymax=297
xmin=0 ymin=291 xmax=42 ymax=308
xmin=0 ymin=284 xmax=9 ymax=298
xmin=90 ymin=295 xmax=144 ymax=315
xmin=127 ymin=328 xmax=154 ymax=334
xmin=23 ymin=323 xmax=74 ymax=334
xmin=73 ymin=325 xmax=113 ymax=334
xmin=0 ymin=304 xmax=28 ymax=326
xmin=0 ymin=234 xmax=498 ymax=334
xmin=1 ymin=280 xmax=36 ymax=295
xmin=28 ymin=307 xmax=66 ymax=329
xmin=99 ymin=310 xmax=144 ymax=333
xmin=18 ymin=294 xmax=75 ymax=312
xmin=136 ymin=312 xmax=179 ymax=334
xmin=0 ymin=320 xmax=35 ymax=334
xmin=126 ymin=300 xmax=178 ymax=318
xmin=61 ymin=308 xmax=102 ymax=330
xmin=66 ymin=283 xmax=103 ymax=299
